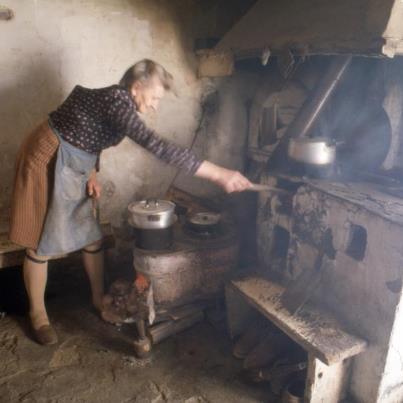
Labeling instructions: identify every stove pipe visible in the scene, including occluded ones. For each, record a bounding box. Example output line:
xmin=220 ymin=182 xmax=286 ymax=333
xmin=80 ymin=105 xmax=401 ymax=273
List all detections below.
xmin=269 ymin=55 xmax=352 ymax=168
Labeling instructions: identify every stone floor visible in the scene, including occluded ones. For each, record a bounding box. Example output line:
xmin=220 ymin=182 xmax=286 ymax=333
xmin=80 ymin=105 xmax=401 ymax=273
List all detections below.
xmin=0 ymin=264 xmax=275 ymax=403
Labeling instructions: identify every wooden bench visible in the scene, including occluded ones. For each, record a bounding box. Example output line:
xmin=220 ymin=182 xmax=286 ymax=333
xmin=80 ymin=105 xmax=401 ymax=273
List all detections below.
xmin=0 ymin=223 xmax=115 ymax=269
xmin=226 ymin=276 xmax=368 ymax=403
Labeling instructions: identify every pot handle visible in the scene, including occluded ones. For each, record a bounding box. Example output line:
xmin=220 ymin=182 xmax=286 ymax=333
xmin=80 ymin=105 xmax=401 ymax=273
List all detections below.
xmin=327 ymin=139 xmax=345 ymax=147
xmin=145 ymin=199 xmax=159 ymax=208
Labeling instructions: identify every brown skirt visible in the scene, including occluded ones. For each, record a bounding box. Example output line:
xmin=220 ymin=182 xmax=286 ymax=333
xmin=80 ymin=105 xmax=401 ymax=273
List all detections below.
xmin=9 ymin=122 xmax=59 ymax=250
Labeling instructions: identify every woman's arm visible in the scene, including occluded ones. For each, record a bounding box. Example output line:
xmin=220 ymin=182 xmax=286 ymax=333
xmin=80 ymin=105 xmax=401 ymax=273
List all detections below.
xmin=107 ymin=91 xmax=201 ymax=174
xmin=107 ymin=90 xmax=252 ymax=192
xmin=194 ymin=161 xmax=252 ymax=193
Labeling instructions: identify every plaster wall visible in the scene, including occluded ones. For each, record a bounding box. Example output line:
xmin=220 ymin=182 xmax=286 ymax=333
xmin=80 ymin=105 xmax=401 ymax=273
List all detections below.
xmin=0 ymin=0 xmax=249 ymax=232
xmin=174 ymin=72 xmax=258 ymax=198
xmin=378 ymin=296 xmax=403 ymax=402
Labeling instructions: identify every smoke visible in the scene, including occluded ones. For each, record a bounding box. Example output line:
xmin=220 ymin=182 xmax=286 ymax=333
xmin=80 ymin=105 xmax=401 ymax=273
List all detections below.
xmin=323 ymin=57 xmax=392 ymax=176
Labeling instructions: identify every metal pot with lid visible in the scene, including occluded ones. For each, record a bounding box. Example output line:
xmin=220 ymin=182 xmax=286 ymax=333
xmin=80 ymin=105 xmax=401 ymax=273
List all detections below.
xmin=128 ymin=199 xmax=176 ymax=230
xmin=128 ymin=199 xmax=176 ymax=250
xmin=186 ymin=211 xmax=221 ymax=234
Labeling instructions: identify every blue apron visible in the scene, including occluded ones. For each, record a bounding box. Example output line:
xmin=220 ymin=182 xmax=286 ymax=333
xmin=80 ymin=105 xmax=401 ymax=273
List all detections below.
xmin=37 ymin=122 xmax=103 ymax=256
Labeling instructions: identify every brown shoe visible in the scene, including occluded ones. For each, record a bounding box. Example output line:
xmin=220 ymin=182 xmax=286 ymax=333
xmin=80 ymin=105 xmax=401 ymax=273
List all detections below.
xmin=33 ymin=325 xmax=58 ymax=345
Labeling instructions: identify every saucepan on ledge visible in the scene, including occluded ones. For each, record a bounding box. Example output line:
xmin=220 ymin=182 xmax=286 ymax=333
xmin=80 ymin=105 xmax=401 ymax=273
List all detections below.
xmin=288 ymin=137 xmax=343 ymax=166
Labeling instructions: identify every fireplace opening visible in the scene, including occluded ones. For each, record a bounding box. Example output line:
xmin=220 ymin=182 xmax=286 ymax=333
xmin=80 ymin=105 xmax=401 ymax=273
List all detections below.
xmin=346 ymin=224 xmax=367 ymax=261
xmin=271 ymin=225 xmax=290 ymax=259
xmin=323 ymin=228 xmax=337 ymax=260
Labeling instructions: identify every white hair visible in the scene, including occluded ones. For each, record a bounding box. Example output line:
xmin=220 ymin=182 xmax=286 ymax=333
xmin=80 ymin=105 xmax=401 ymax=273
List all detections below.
xmin=119 ymin=59 xmax=173 ymax=91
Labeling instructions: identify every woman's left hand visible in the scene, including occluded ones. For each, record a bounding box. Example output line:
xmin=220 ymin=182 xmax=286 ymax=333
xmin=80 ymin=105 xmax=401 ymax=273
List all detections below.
xmin=87 ymin=170 xmax=102 ymax=199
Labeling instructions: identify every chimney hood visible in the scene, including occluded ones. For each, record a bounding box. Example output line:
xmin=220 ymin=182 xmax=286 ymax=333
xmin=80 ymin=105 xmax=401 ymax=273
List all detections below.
xmin=215 ymin=0 xmax=403 ymax=58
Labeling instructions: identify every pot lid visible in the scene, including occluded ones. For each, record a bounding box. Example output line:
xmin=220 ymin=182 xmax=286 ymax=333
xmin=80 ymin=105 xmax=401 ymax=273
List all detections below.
xmin=188 ymin=212 xmax=221 ymax=226
xmin=128 ymin=199 xmax=175 ymax=215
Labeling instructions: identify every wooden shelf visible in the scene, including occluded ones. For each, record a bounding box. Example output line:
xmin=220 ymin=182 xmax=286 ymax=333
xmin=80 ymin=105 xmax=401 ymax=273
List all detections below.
xmin=230 ymin=276 xmax=367 ymax=366
xmin=0 ymin=223 xmax=115 ymax=269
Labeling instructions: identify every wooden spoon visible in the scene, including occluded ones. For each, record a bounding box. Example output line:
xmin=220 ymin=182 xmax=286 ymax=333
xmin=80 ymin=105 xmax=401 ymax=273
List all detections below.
xmin=247 ymin=184 xmax=289 ymax=193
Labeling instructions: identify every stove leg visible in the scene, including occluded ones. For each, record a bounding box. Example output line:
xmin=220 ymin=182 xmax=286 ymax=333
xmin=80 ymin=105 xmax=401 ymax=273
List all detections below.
xmin=133 ymin=319 xmax=152 ymax=358
xmin=136 ymin=319 xmax=147 ymax=339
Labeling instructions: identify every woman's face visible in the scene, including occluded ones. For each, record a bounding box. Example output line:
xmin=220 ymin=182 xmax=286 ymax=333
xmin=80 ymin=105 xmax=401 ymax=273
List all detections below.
xmin=131 ymin=75 xmax=165 ymax=114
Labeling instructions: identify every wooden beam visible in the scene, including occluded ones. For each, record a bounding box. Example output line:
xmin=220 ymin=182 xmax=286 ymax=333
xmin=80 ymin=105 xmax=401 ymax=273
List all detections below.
xmin=196 ymin=49 xmax=234 ymax=78
xmin=305 ymin=353 xmax=351 ymax=402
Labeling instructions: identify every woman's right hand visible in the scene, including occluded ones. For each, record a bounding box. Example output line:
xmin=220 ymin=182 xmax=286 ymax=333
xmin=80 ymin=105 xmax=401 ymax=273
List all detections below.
xmin=87 ymin=170 xmax=102 ymax=199
xmin=213 ymin=167 xmax=252 ymax=193
xmin=194 ymin=161 xmax=252 ymax=193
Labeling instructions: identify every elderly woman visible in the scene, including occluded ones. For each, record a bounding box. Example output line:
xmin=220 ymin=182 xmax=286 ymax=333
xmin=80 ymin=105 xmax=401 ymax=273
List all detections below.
xmin=9 ymin=59 xmax=252 ymax=345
